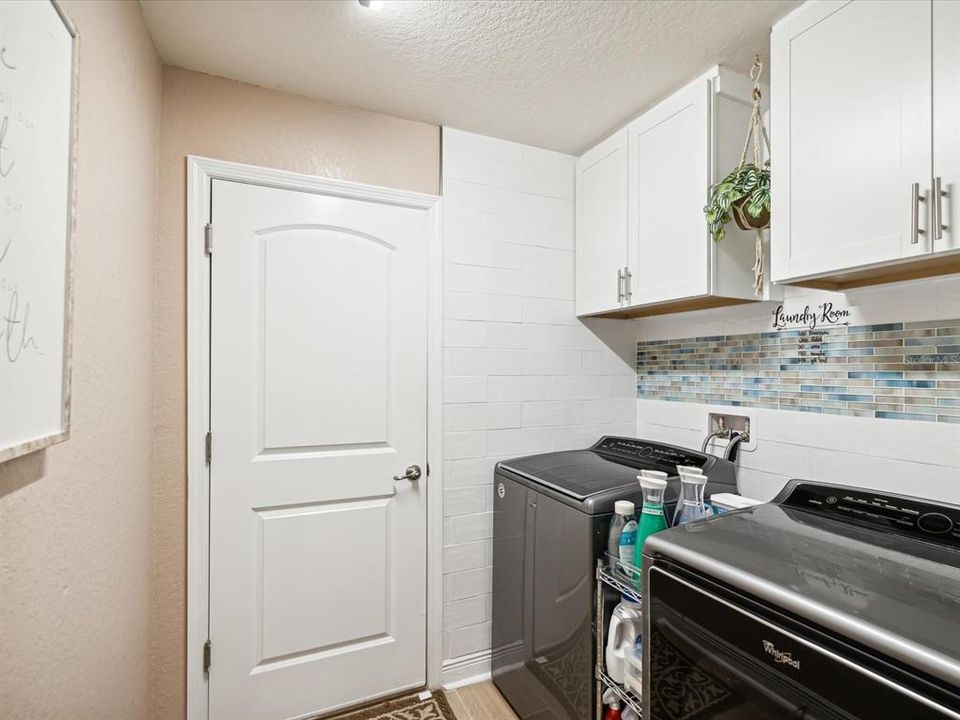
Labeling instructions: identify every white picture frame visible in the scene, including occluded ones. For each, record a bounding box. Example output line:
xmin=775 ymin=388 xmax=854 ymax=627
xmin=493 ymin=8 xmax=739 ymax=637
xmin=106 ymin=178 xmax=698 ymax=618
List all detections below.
xmin=0 ymin=0 xmax=78 ymax=463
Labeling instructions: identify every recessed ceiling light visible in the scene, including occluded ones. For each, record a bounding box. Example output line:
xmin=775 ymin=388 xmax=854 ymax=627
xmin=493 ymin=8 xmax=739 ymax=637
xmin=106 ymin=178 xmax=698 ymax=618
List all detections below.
xmin=358 ymin=0 xmax=385 ymax=10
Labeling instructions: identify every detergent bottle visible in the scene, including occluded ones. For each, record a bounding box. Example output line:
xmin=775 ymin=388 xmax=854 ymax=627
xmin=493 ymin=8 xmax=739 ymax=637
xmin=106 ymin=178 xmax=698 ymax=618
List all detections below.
xmin=604 ymin=596 xmax=643 ymax=685
xmin=634 ymin=475 xmax=668 ymax=592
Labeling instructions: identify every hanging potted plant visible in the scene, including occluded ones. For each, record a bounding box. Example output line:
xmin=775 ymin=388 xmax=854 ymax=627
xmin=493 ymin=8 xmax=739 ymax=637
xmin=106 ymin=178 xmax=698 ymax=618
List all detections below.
xmin=704 ymin=160 xmax=770 ymax=241
xmin=703 ymin=55 xmax=770 ymax=294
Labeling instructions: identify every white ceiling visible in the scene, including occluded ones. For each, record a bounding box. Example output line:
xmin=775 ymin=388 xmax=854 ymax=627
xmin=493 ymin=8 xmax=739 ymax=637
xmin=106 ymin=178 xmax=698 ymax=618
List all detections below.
xmin=139 ymin=0 xmax=801 ymax=154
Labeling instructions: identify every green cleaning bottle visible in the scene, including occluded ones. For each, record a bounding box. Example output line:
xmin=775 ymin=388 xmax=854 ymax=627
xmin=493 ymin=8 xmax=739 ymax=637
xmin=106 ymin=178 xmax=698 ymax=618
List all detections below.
xmin=634 ymin=473 xmax=668 ymax=592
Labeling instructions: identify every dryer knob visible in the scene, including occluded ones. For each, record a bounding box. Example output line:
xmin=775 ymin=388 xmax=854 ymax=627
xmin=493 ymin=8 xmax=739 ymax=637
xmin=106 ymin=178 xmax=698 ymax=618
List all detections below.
xmin=917 ymin=512 xmax=953 ymax=535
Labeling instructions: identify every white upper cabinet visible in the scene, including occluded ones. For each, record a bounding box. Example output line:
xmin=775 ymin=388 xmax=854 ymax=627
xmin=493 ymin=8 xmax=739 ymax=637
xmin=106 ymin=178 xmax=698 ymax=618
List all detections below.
xmin=934 ymin=0 xmax=960 ymax=254
xmin=772 ymin=0 xmax=960 ymax=287
xmin=575 ymin=68 xmax=771 ymax=318
xmin=575 ymin=129 xmax=629 ymax=316
xmin=628 ymin=79 xmax=712 ymax=306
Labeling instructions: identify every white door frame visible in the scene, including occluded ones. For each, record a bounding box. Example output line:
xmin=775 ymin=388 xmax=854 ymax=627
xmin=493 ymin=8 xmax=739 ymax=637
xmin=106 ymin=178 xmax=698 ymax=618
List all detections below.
xmin=185 ymin=156 xmax=444 ymax=720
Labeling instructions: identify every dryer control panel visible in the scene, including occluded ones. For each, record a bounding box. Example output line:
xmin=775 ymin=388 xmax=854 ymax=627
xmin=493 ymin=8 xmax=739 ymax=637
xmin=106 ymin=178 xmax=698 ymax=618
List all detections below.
xmin=781 ymin=481 xmax=960 ymax=549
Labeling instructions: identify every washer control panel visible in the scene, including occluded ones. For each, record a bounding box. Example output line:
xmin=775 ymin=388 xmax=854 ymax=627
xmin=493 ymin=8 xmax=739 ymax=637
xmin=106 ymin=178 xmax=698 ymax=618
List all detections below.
xmin=783 ymin=482 xmax=960 ymax=549
xmin=592 ymin=436 xmax=707 ymax=473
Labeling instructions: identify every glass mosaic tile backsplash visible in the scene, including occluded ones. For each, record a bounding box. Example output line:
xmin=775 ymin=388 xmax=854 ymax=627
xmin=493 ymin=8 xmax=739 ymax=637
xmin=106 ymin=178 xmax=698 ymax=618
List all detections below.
xmin=636 ymin=319 xmax=960 ymax=423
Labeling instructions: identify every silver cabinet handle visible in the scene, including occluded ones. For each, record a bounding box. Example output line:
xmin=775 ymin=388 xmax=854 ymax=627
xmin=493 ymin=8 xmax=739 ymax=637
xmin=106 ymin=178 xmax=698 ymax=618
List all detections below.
xmin=393 ymin=464 xmax=421 ymax=482
xmin=616 ymin=268 xmax=624 ymax=304
xmin=911 ymin=182 xmax=926 ymax=245
xmin=934 ymin=176 xmax=947 ymax=241
xmin=623 ymin=266 xmax=632 ymax=303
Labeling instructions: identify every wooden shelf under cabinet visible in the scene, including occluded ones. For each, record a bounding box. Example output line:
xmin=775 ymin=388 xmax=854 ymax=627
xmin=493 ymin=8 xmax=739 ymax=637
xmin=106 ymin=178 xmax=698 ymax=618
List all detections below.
xmin=592 ymin=295 xmax=757 ymax=319
xmin=787 ymin=253 xmax=960 ymax=292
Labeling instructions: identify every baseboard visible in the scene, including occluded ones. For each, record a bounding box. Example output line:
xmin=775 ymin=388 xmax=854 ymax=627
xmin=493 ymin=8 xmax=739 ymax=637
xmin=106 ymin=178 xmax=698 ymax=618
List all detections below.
xmin=440 ymin=649 xmax=492 ymax=690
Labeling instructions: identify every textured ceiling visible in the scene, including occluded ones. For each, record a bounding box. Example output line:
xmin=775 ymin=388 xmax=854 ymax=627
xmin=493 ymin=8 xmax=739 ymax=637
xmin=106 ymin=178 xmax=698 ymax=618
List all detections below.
xmin=139 ymin=0 xmax=802 ymax=154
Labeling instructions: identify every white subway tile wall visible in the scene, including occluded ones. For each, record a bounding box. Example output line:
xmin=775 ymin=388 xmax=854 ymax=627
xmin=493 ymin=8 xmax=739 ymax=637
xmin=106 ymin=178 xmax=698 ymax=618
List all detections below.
xmin=636 ymin=279 xmax=960 ymax=506
xmin=441 ymin=129 xmax=637 ymax=666
xmin=441 ymin=130 xmax=960 ymax=673
xmin=639 ymin=398 xmax=960 ymax=505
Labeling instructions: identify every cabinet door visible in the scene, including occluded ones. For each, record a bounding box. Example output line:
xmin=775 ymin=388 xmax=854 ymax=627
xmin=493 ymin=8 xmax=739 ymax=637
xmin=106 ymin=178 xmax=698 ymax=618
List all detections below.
xmin=771 ymin=0 xmax=933 ymax=282
xmin=628 ymin=79 xmax=712 ymax=306
xmin=575 ymin=130 xmax=629 ymax=316
xmin=934 ymin=0 xmax=960 ymax=254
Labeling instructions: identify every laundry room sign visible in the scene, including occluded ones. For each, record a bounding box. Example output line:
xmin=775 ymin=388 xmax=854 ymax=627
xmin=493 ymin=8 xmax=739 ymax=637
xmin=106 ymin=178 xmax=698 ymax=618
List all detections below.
xmin=771 ymin=302 xmax=852 ymax=332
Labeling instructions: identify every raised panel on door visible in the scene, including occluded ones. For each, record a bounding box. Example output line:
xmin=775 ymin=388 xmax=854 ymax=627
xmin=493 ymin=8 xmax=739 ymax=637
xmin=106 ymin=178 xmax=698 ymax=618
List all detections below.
xmin=263 ymin=229 xmax=393 ymax=449
xmin=934 ymin=0 xmax=960 ymax=254
xmin=209 ymin=180 xmax=428 ymax=720
xmin=575 ymin=129 xmax=628 ymax=316
xmin=629 ymin=79 xmax=711 ymax=306
xmin=772 ymin=0 xmax=933 ymax=282
xmin=257 ymin=499 xmax=390 ymax=661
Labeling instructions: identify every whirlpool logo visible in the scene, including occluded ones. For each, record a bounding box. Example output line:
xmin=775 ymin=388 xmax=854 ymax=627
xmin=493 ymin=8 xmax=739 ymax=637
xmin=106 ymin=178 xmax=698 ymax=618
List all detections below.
xmin=762 ymin=640 xmax=800 ymax=670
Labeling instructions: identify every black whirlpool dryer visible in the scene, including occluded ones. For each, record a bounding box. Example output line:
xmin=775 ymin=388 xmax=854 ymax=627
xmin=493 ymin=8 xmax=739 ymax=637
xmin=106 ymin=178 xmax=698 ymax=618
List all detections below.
xmin=643 ymin=480 xmax=960 ymax=720
xmin=491 ymin=436 xmax=737 ymax=720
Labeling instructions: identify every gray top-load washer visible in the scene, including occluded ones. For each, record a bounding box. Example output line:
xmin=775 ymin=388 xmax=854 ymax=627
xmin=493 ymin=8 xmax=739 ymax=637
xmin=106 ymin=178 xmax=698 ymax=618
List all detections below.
xmin=491 ymin=436 xmax=737 ymax=720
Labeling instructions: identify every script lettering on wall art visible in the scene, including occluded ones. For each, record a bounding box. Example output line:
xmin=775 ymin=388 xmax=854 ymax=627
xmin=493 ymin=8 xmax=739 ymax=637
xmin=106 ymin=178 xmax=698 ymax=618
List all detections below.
xmin=771 ymin=302 xmax=852 ymax=332
xmin=796 ymin=329 xmax=828 ymax=364
xmin=0 ymin=1 xmax=76 ymax=463
xmin=1 ymin=45 xmax=42 ymax=365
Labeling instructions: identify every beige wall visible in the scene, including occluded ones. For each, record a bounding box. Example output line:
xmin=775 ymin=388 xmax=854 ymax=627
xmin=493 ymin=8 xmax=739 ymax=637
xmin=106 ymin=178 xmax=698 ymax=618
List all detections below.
xmin=151 ymin=67 xmax=440 ymax=718
xmin=0 ymin=2 xmax=162 ymax=719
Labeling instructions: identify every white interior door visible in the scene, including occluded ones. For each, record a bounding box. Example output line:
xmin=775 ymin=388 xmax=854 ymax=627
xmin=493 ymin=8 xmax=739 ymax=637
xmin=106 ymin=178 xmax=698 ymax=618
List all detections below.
xmin=208 ymin=179 xmax=429 ymax=720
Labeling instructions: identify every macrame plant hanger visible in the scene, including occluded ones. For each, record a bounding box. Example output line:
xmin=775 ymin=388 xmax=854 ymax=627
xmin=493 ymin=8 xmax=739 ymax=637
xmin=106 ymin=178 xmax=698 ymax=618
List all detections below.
xmin=736 ymin=55 xmax=771 ymax=296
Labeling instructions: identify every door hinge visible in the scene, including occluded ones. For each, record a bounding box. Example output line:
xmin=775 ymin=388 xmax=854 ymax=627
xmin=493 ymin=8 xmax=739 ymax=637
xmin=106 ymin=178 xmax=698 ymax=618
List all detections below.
xmin=204 ymin=431 xmax=212 ymax=465
xmin=204 ymin=223 xmax=213 ymax=256
xmin=203 ymin=640 xmax=211 ymax=673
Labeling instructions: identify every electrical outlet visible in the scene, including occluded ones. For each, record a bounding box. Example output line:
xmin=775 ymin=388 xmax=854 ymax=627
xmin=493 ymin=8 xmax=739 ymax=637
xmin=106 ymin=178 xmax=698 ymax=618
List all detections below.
xmin=706 ymin=411 xmax=757 ymax=454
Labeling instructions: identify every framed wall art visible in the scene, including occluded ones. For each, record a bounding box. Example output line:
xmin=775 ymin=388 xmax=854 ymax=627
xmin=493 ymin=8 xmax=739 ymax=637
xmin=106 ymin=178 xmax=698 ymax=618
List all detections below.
xmin=0 ymin=0 xmax=78 ymax=463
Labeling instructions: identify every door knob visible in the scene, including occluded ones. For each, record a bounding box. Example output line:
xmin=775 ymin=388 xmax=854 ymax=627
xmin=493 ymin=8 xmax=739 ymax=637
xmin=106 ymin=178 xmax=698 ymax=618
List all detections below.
xmin=394 ymin=465 xmax=422 ymax=482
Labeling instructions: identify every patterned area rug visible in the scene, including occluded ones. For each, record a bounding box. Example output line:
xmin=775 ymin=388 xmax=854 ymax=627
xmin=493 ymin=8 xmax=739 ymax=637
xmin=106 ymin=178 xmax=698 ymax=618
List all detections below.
xmin=324 ymin=691 xmax=458 ymax=720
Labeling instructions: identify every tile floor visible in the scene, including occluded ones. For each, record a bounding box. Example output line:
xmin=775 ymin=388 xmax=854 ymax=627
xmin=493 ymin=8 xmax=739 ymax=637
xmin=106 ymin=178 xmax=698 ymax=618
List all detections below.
xmin=446 ymin=682 xmax=519 ymax=720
